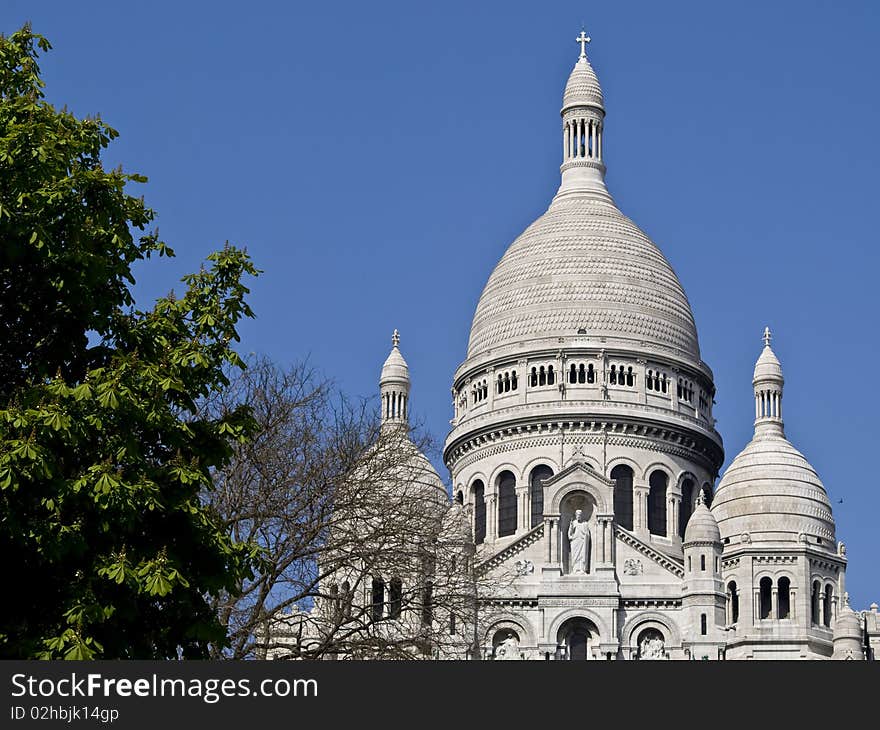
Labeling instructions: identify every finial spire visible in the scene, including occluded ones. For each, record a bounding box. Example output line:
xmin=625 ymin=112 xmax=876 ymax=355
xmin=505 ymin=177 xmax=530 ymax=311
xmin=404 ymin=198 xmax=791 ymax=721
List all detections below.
xmin=696 ymin=489 xmax=705 ymax=507
xmin=762 ymin=326 xmax=772 ymax=348
xmin=576 ymin=30 xmax=591 ymax=60
xmin=392 ymin=329 xmax=400 ymax=348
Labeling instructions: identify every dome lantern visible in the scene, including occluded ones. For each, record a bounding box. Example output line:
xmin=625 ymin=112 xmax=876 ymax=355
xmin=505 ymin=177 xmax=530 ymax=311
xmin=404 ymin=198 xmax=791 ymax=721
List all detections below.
xmin=559 ymin=29 xmax=609 ymax=199
xmin=753 ymin=327 xmax=785 ymax=435
xmin=380 ymin=329 xmax=410 ymax=427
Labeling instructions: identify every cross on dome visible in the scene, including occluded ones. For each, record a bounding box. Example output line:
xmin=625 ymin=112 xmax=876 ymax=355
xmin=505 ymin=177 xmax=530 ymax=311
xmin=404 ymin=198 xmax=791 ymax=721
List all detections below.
xmin=576 ymin=30 xmax=591 ymax=59
xmin=392 ymin=329 xmax=400 ymax=348
xmin=763 ymin=326 xmax=772 ymax=347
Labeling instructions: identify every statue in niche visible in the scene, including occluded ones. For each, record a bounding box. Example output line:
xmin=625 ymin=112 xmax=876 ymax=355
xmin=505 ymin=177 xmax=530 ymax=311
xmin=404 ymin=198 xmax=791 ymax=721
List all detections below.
xmin=494 ymin=632 xmax=520 ymax=660
xmin=639 ymin=632 xmax=666 ymax=660
xmin=567 ymin=509 xmax=591 ymax=574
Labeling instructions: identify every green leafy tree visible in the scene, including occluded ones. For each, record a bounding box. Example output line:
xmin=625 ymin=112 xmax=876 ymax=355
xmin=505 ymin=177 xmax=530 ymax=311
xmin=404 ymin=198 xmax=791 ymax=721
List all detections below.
xmin=0 ymin=25 xmax=260 ymax=659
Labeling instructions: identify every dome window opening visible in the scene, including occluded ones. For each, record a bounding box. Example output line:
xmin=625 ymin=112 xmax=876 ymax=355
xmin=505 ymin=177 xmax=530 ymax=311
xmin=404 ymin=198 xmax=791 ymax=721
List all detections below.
xmin=700 ymin=614 xmax=707 ymax=636
xmin=823 ymin=586 xmax=834 ymax=628
xmin=647 ymin=471 xmax=668 ymax=537
xmin=611 ymin=464 xmax=634 ymax=531
xmin=530 ymin=465 xmax=554 ymax=528
xmin=679 ymin=478 xmax=695 ymax=539
xmin=759 ymin=577 xmax=773 ymax=620
xmin=389 ymin=578 xmax=403 ymax=619
xmin=473 ymin=480 xmax=486 ymax=545
xmin=727 ymin=582 xmax=739 ymax=624
xmin=371 ymin=577 xmax=385 ymax=622
xmin=778 ymin=577 xmax=791 ymax=620
xmin=497 ymin=471 xmax=517 ymax=538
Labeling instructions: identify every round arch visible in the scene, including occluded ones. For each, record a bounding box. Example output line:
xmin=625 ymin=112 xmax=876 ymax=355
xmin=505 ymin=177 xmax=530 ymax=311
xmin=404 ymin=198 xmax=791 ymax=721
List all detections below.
xmin=521 ymin=456 xmax=560 ymax=483
xmin=488 ymin=463 xmax=520 ymax=493
xmin=550 ymin=481 xmax=609 ymax=514
xmin=641 ymin=461 xmax=673 ymax=484
xmin=621 ymin=611 xmax=681 ymax=649
xmin=547 ymin=608 xmax=610 ymax=646
xmin=483 ymin=618 xmax=535 ymax=648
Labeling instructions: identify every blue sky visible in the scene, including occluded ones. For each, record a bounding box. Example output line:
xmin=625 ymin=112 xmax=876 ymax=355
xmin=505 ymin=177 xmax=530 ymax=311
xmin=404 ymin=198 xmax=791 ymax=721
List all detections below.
xmin=7 ymin=1 xmax=878 ymax=607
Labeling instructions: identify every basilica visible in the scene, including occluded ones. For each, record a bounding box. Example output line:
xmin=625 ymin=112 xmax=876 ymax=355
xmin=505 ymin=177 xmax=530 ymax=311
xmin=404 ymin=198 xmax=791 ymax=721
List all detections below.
xmin=270 ymin=34 xmax=879 ymax=660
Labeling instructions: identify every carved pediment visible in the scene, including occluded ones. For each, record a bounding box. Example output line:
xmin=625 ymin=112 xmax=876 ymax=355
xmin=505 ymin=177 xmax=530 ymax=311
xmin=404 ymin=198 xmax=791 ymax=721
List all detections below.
xmin=543 ymin=460 xmax=614 ymax=489
xmin=615 ymin=527 xmax=684 ymax=579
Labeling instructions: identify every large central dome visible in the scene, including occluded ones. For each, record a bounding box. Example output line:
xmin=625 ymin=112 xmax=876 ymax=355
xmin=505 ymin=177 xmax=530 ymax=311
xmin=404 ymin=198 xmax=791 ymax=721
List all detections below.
xmin=466 ymin=195 xmax=700 ymax=361
xmin=465 ymin=42 xmax=701 ymax=366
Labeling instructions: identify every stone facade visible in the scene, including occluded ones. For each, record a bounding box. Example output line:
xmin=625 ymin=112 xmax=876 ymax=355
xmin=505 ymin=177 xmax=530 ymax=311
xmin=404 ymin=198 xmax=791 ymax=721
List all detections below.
xmin=268 ymin=34 xmax=878 ymax=660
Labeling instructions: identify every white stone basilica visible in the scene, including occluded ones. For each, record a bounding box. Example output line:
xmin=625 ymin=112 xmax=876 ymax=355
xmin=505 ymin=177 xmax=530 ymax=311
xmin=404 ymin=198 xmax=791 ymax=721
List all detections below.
xmin=272 ymin=33 xmax=879 ymax=660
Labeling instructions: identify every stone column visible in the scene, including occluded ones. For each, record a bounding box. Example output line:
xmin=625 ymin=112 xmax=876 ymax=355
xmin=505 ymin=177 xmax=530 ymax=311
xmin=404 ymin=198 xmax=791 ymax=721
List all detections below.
xmin=771 ymin=587 xmax=778 ymax=619
xmin=754 ymin=589 xmax=761 ymax=624
xmin=591 ymin=119 xmax=597 ymax=158
xmin=487 ymin=495 xmax=497 ymax=541
xmin=598 ymin=124 xmax=603 ymax=160
xmin=563 ymin=122 xmax=569 ymax=160
xmin=634 ymin=485 xmax=650 ymax=540
xmin=668 ymin=493 xmax=681 ymax=543
xmin=517 ymin=487 xmax=529 ymax=532
xmin=544 ymin=517 xmax=552 ymax=563
xmin=790 ymin=589 xmax=797 ymax=621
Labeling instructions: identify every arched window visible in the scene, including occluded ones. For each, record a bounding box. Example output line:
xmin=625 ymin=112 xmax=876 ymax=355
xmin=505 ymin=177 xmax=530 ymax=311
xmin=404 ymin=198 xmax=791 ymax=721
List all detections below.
xmin=530 ymin=465 xmax=553 ymax=528
xmin=611 ymin=464 xmax=634 ymax=531
xmin=504 ymin=373 xmax=510 ymax=392
xmin=389 ymin=578 xmax=402 ymax=619
xmin=371 ymin=577 xmax=385 ymax=622
xmin=497 ymin=374 xmax=503 ymax=394
xmin=609 ymin=365 xmax=617 ymax=385
xmin=455 ymin=490 xmax=463 ymax=504
xmin=700 ymin=554 xmax=706 ymax=571
xmin=497 ymin=471 xmax=517 ymax=538
xmin=759 ymin=577 xmax=773 ymax=619
xmin=511 ymin=371 xmax=518 ymax=390
xmin=648 ymin=471 xmax=668 ymax=536
xmin=679 ymin=478 xmax=695 ymax=539
xmin=823 ymin=585 xmax=833 ymax=627
xmin=646 ymin=369 xmax=654 ymax=391
xmin=587 ymin=363 xmax=595 ymax=383
xmin=539 ymin=366 xmax=546 ymax=386
xmin=530 ymin=367 xmax=538 ymax=387
xmin=778 ymin=577 xmax=791 ymax=619
xmin=701 ymin=613 xmax=707 ymax=636
xmin=727 ymin=581 xmax=739 ymax=624
xmin=473 ymin=481 xmax=486 ymax=545
xmin=626 ymin=366 xmax=634 ymax=386
xmin=547 ymin=365 xmax=555 ymax=385
xmin=569 ymin=363 xmax=577 ymax=384
xmin=811 ymin=580 xmax=821 ymax=625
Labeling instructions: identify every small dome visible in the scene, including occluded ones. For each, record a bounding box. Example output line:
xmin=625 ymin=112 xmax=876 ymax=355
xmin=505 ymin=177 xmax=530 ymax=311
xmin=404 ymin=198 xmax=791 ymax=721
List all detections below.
xmin=684 ymin=499 xmax=721 ymax=544
xmin=753 ymin=345 xmax=783 ymax=383
xmin=712 ymin=432 xmax=834 ymax=543
xmin=834 ymin=605 xmax=862 ymax=638
xmin=441 ymin=501 xmax=473 ymax=544
xmin=563 ymin=56 xmax=604 ymax=111
xmin=380 ymin=334 xmax=409 ymax=385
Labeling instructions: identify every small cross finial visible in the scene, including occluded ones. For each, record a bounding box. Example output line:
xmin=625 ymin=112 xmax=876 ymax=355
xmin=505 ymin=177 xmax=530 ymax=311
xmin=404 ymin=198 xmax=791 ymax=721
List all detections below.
xmin=391 ymin=329 xmax=400 ymax=348
xmin=576 ymin=30 xmax=591 ymax=59
xmin=762 ymin=326 xmax=772 ymax=348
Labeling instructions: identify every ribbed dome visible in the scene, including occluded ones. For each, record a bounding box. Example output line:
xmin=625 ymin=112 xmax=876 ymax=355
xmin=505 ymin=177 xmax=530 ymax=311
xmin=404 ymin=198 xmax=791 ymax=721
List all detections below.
xmin=380 ymin=339 xmax=409 ymax=384
xmin=466 ymin=194 xmax=701 ymax=361
xmin=754 ymin=345 xmax=783 ymax=382
xmin=712 ymin=431 xmax=835 ymax=543
xmin=563 ymin=56 xmax=604 ymax=110
xmin=684 ymin=500 xmax=721 ymax=544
